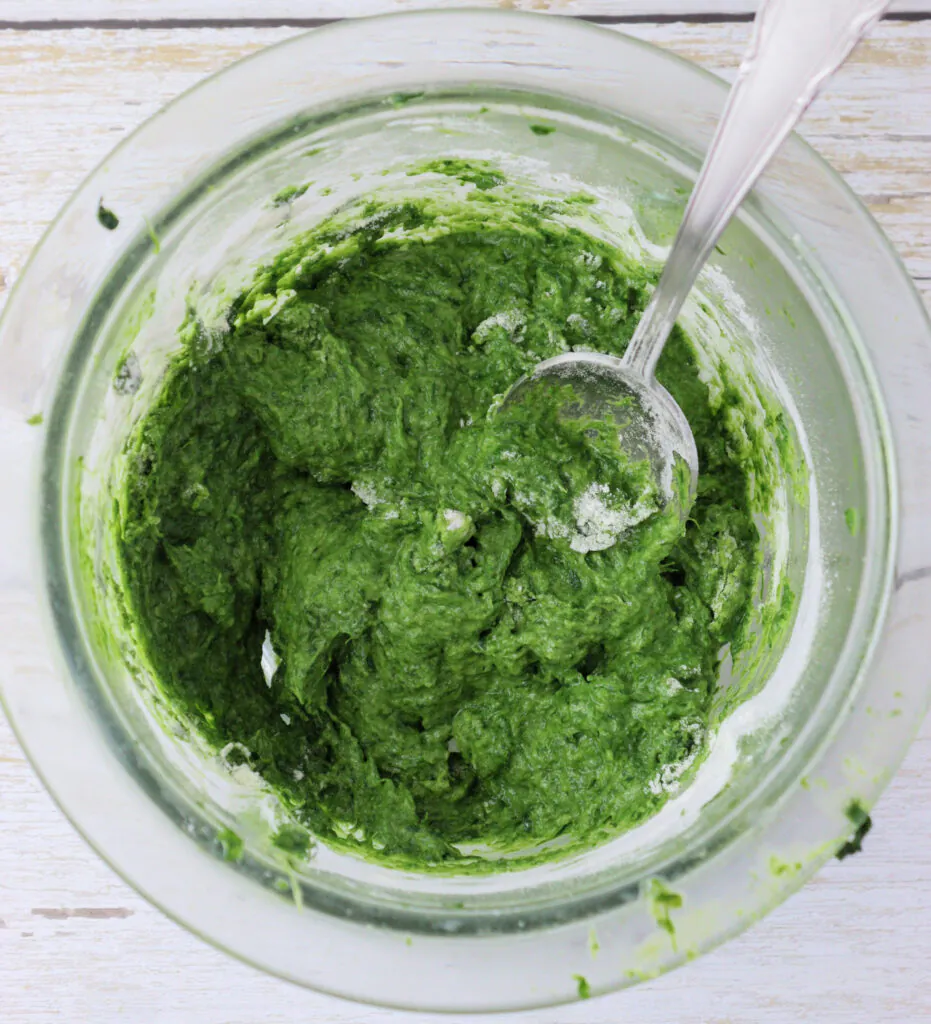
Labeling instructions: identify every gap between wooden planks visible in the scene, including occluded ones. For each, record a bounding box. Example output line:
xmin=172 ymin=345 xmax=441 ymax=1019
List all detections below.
xmin=1 ymin=1 xmax=931 ymax=27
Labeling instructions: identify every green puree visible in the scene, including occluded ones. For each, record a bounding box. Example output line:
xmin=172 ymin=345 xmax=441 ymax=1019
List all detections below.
xmin=117 ymin=184 xmax=774 ymax=870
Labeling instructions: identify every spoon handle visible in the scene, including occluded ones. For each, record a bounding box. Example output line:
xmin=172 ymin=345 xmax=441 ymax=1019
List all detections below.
xmin=622 ymin=0 xmax=891 ymax=381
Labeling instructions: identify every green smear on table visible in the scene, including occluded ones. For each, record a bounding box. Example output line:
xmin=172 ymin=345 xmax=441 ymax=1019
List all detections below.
xmin=837 ymin=800 xmax=872 ymax=860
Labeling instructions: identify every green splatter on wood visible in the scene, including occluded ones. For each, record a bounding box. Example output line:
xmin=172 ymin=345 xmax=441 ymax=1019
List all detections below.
xmin=837 ymin=800 xmax=872 ymax=860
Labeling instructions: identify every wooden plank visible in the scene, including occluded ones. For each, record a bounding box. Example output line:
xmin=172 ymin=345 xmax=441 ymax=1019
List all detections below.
xmin=3 ymin=710 xmax=930 ymax=1024
xmin=0 ymin=1 xmax=929 ymax=26
xmin=2 ymin=22 xmax=929 ymax=300
xmin=1 ymin=20 xmax=930 ymax=1024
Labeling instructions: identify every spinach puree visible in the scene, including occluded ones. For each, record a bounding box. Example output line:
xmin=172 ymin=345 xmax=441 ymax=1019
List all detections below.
xmin=116 ymin=185 xmax=776 ymax=870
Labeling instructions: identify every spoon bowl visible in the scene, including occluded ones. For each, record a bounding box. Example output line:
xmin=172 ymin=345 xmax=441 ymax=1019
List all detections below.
xmin=502 ymin=351 xmax=699 ymax=514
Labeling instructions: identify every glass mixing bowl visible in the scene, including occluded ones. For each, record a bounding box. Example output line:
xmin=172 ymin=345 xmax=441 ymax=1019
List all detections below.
xmin=1 ymin=11 xmax=930 ymax=1013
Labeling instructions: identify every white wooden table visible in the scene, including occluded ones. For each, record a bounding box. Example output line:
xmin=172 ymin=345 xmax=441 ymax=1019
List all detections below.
xmin=1 ymin=4 xmax=930 ymax=1022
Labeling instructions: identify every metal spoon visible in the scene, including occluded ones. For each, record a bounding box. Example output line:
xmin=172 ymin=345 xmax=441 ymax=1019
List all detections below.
xmin=503 ymin=0 xmax=890 ymax=513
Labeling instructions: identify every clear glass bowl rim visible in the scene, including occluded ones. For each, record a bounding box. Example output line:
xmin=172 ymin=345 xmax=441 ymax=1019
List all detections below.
xmin=0 ymin=9 xmax=930 ymax=1013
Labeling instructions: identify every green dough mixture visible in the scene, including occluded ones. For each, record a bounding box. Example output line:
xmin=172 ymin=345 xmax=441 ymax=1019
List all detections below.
xmin=115 ymin=176 xmax=788 ymax=870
